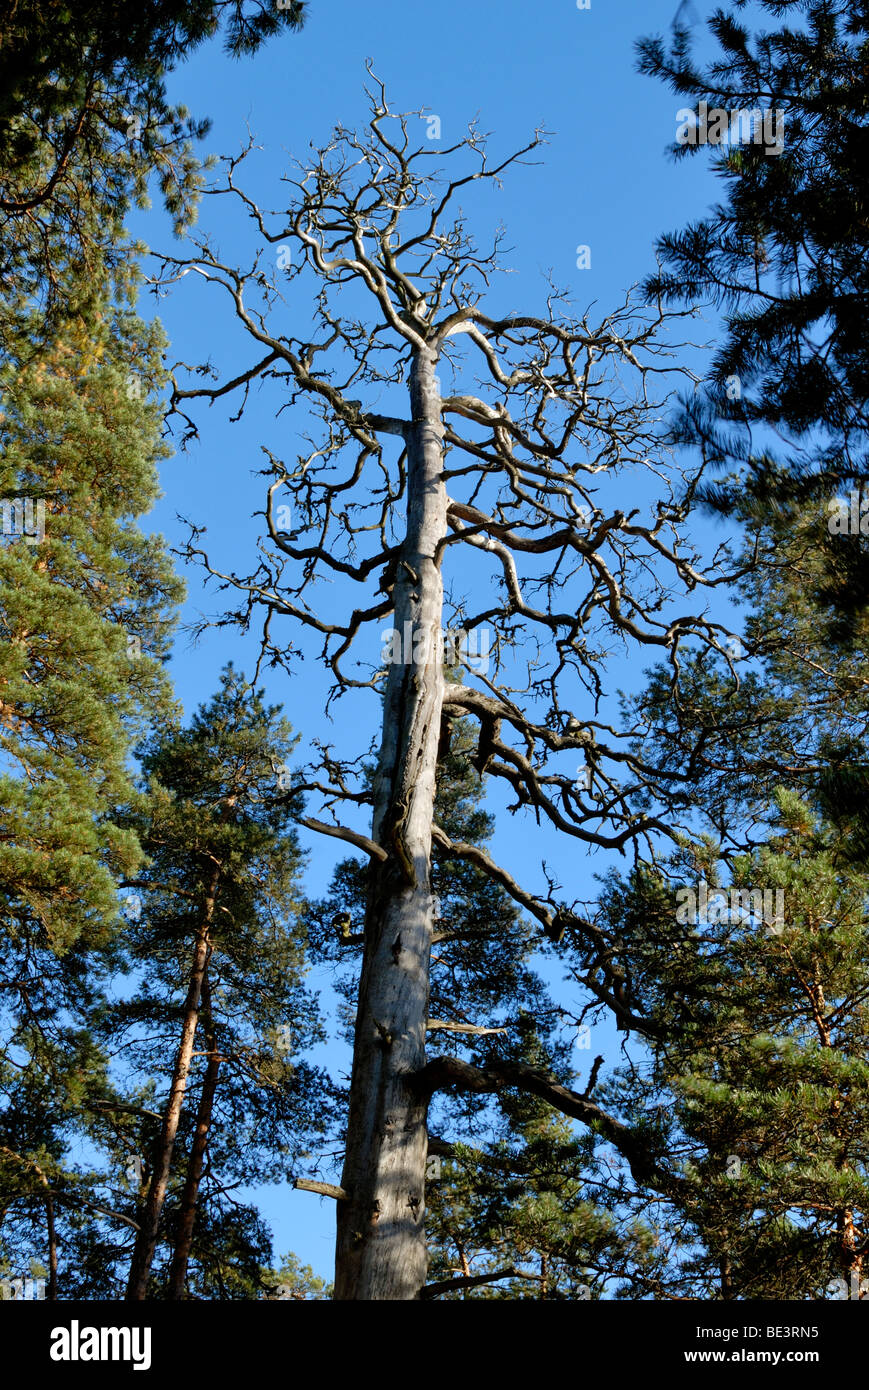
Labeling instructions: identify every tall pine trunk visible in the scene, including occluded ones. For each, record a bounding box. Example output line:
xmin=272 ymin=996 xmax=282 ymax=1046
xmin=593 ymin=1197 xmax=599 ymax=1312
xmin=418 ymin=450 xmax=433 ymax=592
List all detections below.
xmin=838 ymin=1206 xmax=864 ymax=1298
xmin=45 ymin=1191 xmax=57 ymax=1301
xmin=125 ymin=876 xmax=218 ymax=1300
xmin=334 ymin=347 xmax=445 ymax=1300
xmin=167 ymin=972 xmax=221 ymax=1299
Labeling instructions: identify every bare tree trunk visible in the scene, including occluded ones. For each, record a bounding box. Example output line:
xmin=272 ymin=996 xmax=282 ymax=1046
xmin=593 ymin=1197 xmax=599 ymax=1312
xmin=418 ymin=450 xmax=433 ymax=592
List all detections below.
xmin=334 ymin=348 xmax=446 ymax=1300
xmin=167 ymin=972 xmax=221 ymax=1300
xmin=125 ymin=877 xmax=218 ymax=1301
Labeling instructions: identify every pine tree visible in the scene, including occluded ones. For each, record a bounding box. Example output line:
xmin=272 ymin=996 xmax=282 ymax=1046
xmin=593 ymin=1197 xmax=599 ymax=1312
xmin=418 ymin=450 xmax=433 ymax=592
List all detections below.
xmin=0 ymin=0 xmax=306 ymax=349
xmin=108 ymin=667 xmax=329 ymax=1300
xmin=637 ymin=0 xmax=869 ymax=630
xmin=593 ymin=493 xmax=869 ymax=1298
xmin=594 ymin=795 xmax=869 ymax=1300
xmin=265 ymin=1250 xmax=332 ymax=1302
xmin=424 ymin=1054 xmax=662 ymax=1300
xmin=0 ymin=269 xmax=184 ymax=1285
xmin=0 ymin=3 xmax=309 ymax=1296
xmin=0 ymin=295 xmax=182 ymax=952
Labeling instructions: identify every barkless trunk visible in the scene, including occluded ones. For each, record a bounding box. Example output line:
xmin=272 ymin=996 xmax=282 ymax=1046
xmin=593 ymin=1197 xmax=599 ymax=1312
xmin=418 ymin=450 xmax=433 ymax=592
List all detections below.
xmin=334 ymin=347 xmax=446 ymax=1300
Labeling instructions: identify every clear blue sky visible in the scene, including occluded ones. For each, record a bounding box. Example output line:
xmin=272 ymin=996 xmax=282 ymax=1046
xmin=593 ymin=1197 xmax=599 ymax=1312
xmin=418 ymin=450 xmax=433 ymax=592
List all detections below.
xmin=129 ymin=0 xmax=744 ymax=1283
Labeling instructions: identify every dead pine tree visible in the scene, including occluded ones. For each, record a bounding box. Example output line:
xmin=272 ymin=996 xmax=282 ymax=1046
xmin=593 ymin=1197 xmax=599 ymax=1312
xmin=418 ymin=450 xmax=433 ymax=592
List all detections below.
xmin=159 ymin=72 xmax=742 ymax=1300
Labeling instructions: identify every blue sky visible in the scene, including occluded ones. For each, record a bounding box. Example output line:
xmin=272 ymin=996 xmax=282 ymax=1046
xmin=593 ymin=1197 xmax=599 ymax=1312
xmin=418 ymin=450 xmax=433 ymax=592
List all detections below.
xmin=127 ymin=0 xmax=747 ymax=1284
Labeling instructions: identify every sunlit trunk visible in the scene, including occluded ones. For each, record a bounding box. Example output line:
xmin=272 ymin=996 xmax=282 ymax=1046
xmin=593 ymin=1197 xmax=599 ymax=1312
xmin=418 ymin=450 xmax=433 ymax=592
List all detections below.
xmin=334 ymin=347 xmax=445 ymax=1300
